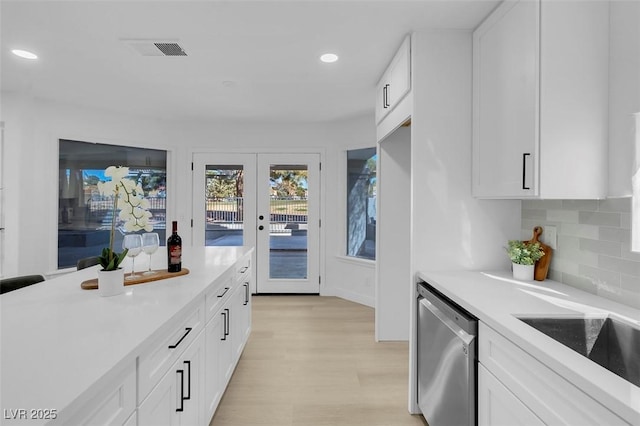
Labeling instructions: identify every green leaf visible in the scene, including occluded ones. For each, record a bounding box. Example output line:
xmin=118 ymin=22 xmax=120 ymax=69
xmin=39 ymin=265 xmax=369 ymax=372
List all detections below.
xmin=115 ymin=249 xmax=129 ymax=268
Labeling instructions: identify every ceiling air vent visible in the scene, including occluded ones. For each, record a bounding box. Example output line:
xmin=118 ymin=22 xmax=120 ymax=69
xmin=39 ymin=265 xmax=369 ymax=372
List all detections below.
xmin=154 ymin=43 xmax=187 ymax=56
xmin=123 ymin=39 xmax=188 ymax=57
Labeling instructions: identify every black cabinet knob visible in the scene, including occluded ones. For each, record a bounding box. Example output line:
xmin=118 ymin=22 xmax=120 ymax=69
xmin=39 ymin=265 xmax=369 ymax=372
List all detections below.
xmin=259 ymin=215 xmax=264 ymax=220
xmin=258 ymin=225 xmax=264 ymax=231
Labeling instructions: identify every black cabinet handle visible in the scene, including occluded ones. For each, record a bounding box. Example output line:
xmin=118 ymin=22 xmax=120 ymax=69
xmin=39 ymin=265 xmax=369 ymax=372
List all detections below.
xmin=183 ymin=360 xmax=191 ymax=400
xmin=217 ymin=287 xmax=230 ymax=298
xmin=224 ymin=308 xmax=230 ymax=337
xmin=239 ymin=266 xmax=248 ymax=273
xmin=384 ymin=84 xmax=391 ymax=108
xmin=176 ymin=369 xmax=185 ymax=412
xmin=168 ymin=327 xmax=192 ymax=349
xmin=258 ymin=215 xmax=264 ymax=220
xmin=382 ymin=85 xmax=387 ymax=109
xmin=244 ymin=283 xmax=249 ymax=305
xmin=258 ymin=225 xmax=264 ymax=231
xmin=221 ymin=311 xmax=228 ymax=341
xmin=522 ymin=153 xmax=531 ymax=190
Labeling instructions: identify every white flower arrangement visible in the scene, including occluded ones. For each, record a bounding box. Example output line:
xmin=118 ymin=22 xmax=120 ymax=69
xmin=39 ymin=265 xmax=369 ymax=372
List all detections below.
xmin=97 ymin=166 xmax=153 ymax=270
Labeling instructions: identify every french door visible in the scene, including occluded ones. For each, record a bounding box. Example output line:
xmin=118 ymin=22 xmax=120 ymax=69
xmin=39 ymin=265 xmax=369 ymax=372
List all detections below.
xmin=193 ymin=153 xmax=320 ymax=294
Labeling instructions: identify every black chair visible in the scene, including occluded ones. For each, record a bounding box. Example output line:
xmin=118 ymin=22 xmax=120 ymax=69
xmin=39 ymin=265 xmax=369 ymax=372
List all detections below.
xmin=77 ymin=256 xmax=101 ymax=270
xmin=0 ymin=275 xmax=45 ymax=295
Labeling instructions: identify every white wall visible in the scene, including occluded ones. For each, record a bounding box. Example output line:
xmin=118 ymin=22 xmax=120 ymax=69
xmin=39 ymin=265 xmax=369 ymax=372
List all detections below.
xmin=0 ymin=92 xmax=377 ymax=303
xmin=376 ymin=125 xmax=411 ymax=340
xmin=410 ymin=31 xmax=521 ymax=274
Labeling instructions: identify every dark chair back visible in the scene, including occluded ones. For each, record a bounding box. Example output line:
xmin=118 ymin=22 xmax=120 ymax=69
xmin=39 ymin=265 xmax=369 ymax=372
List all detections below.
xmin=0 ymin=275 xmax=45 ymax=294
xmin=77 ymin=256 xmax=101 ymax=270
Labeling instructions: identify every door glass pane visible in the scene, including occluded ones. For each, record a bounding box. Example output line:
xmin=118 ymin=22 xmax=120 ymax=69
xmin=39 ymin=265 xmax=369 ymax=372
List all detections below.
xmin=269 ymin=165 xmax=308 ymax=279
xmin=205 ymin=165 xmax=244 ymax=246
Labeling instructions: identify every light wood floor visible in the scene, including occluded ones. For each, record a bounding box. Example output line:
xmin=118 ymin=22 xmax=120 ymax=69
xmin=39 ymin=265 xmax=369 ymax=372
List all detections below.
xmin=210 ymin=295 xmax=427 ymax=426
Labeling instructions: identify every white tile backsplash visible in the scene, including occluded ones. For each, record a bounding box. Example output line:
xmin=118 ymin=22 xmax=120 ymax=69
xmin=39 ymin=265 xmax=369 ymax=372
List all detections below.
xmin=521 ymin=198 xmax=640 ymax=309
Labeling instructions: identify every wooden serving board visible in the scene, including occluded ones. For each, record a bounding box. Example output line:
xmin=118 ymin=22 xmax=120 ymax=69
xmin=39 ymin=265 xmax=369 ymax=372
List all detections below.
xmin=81 ymin=268 xmax=190 ymax=290
xmin=525 ymin=227 xmax=552 ymax=281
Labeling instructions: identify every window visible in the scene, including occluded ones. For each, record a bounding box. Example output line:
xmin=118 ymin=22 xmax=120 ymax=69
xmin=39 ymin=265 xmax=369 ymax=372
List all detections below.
xmin=346 ymin=147 xmax=376 ymax=260
xmin=58 ymin=140 xmax=167 ymax=269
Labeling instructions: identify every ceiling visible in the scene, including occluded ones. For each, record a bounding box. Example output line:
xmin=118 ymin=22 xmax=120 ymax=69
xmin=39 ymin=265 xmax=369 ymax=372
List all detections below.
xmin=1 ymin=0 xmax=500 ymax=124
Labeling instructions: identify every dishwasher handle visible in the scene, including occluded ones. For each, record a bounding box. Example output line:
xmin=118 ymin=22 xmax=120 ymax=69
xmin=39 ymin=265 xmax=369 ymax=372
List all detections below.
xmin=420 ymin=297 xmax=475 ymax=346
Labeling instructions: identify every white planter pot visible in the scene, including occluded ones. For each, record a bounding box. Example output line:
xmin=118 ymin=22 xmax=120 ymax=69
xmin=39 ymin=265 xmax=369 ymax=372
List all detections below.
xmin=512 ymin=263 xmax=534 ymax=281
xmin=97 ymin=268 xmax=125 ymax=297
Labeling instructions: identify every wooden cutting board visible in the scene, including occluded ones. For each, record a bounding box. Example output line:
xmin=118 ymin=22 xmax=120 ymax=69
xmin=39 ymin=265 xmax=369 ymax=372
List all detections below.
xmin=525 ymin=226 xmax=552 ymax=281
xmin=81 ymin=268 xmax=190 ymax=290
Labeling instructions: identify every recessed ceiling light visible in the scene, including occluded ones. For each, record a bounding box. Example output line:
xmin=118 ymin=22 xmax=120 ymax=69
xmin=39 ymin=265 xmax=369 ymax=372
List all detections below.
xmin=11 ymin=49 xmax=38 ymax=60
xmin=320 ymin=53 xmax=338 ymax=63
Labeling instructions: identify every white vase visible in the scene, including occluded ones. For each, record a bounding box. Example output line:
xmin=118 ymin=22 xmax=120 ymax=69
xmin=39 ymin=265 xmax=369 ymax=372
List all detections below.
xmin=512 ymin=263 xmax=534 ymax=281
xmin=97 ymin=268 xmax=125 ymax=297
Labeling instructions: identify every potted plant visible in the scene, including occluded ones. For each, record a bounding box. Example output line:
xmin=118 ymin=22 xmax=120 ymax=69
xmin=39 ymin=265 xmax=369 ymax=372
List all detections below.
xmin=96 ymin=166 xmax=153 ymax=296
xmin=506 ymin=240 xmax=545 ymax=281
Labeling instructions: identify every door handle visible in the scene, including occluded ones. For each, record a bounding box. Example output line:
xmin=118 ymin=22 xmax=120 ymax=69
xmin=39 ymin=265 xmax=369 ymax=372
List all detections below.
xmin=384 ymin=84 xmax=390 ymax=108
xmin=382 ymin=85 xmax=387 ymax=109
xmin=168 ymin=328 xmax=192 ymax=349
xmin=522 ymin=153 xmax=531 ymax=190
xmin=221 ymin=311 xmax=228 ymax=341
xmin=183 ymin=360 xmax=191 ymax=400
xmin=176 ymin=369 xmax=185 ymax=412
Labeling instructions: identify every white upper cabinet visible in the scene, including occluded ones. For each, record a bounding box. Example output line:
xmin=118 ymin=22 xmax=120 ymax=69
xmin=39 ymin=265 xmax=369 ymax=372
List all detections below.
xmin=375 ymin=36 xmax=411 ymax=125
xmin=472 ymin=0 xmax=609 ymax=199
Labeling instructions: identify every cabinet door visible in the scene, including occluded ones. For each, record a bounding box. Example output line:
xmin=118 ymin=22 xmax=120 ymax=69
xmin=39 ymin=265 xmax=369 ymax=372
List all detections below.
xmin=219 ymin=306 xmax=234 ymax=386
xmin=375 ymin=36 xmax=411 ymax=125
xmin=177 ymin=332 xmax=205 ymax=426
xmin=138 ymin=302 xmax=205 ymax=402
xmin=387 ymin=37 xmax=411 ymax=109
xmin=204 ymin=310 xmax=225 ymax=420
xmin=473 ymin=0 xmax=539 ymax=198
xmin=479 ymin=364 xmax=545 ymax=426
xmin=63 ymin=364 xmax=136 ymax=426
xmin=138 ymin=364 xmax=179 ymax=426
xmin=139 ymin=332 xmax=205 ymax=426
xmin=231 ymin=282 xmax=251 ymax=360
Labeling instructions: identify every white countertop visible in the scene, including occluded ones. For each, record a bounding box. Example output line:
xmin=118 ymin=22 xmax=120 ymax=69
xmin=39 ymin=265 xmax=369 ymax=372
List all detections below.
xmin=417 ymin=270 xmax=640 ymax=425
xmin=0 ymin=246 xmax=251 ymax=424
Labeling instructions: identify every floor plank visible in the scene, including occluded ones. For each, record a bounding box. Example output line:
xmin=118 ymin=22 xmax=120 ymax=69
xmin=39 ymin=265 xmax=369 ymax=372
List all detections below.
xmin=210 ymin=295 xmax=427 ymax=426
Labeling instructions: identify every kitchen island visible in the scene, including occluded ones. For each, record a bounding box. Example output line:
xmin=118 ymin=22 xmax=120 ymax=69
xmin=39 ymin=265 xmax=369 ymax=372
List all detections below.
xmin=414 ymin=270 xmax=640 ymax=425
xmin=1 ymin=246 xmax=253 ymax=425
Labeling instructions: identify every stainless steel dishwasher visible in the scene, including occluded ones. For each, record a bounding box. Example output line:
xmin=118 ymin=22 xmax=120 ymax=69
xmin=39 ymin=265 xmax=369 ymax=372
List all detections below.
xmin=417 ymin=280 xmax=478 ymax=426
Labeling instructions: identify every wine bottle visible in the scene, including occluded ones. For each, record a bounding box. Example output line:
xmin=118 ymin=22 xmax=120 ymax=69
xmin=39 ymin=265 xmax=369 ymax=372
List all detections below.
xmin=167 ymin=221 xmax=182 ymax=272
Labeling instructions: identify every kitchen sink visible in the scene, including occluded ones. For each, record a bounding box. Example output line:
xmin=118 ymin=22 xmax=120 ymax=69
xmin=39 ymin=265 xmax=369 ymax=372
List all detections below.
xmin=518 ymin=316 xmax=640 ymax=387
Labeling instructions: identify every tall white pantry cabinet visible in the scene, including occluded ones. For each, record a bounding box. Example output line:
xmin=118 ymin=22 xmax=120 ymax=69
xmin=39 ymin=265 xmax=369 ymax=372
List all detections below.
xmin=472 ymin=0 xmax=609 ymax=199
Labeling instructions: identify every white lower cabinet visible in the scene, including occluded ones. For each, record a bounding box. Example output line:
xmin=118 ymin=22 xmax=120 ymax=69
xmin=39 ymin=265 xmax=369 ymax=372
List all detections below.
xmin=63 ymin=362 xmax=136 ymax=425
xmin=204 ymin=306 xmax=226 ymax=420
xmin=231 ymin=281 xmax=251 ymax=359
xmin=204 ymin=262 xmax=252 ymax=422
xmin=478 ymin=322 xmax=629 ymax=426
xmin=61 ymin=254 xmax=252 ymax=426
xmin=478 ymin=364 xmax=544 ymax=426
xmin=138 ymin=302 xmax=205 ymax=403
xmin=138 ymin=330 xmax=205 ymax=426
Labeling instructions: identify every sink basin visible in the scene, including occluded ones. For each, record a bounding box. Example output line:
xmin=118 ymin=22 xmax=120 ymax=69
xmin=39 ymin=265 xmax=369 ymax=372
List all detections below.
xmin=518 ymin=316 xmax=640 ymax=387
